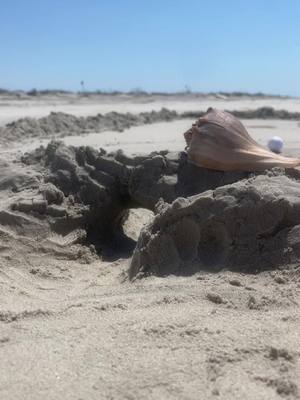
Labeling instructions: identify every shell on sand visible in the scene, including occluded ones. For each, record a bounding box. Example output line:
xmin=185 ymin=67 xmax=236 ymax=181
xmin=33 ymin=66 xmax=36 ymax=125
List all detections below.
xmin=184 ymin=108 xmax=300 ymax=171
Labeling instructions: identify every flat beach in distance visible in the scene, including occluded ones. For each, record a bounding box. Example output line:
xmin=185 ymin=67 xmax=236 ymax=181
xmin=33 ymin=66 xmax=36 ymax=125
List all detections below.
xmin=1 ymin=92 xmax=300 ymax=156
xmin=1 ymin=91 xmax=300 ymax=125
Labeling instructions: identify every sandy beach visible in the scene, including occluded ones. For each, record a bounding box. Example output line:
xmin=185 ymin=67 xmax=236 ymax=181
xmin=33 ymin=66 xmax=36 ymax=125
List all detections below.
xmin=1 ymin=93 xmax=300 ymax=126
xmin=11 ymin=118 xmax=300 ymax=158
xmin=1 ymin=94 xmax=300 ymax=400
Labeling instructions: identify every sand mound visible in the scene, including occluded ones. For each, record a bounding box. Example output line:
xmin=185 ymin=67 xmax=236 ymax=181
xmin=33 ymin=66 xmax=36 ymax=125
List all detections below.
xmin=129 ymin=174 xmax=300 ymax=278
xmin=183 ymin=106 xmax=300 ymax=120
xmin=1 ymin=140 xmax=300 ymax=273
xmin=19 ymin=140 xmax=256 ymax=244
xmin=1 ymin=106 xmax=300 ymax=144
xmin=0 ymin=140 xmax=251 ymax=264
xmin=0 ymin=108 xmax=177 ymax=142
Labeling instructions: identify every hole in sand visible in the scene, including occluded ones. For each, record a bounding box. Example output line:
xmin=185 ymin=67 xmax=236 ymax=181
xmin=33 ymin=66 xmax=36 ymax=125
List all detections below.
xmin=98 ymin=207 xmax=154 ymax=260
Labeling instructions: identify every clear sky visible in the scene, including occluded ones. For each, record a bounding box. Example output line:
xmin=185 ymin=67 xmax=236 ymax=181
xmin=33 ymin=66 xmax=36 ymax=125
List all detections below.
xmin=1 ymin=0 xmax=300 ymax=94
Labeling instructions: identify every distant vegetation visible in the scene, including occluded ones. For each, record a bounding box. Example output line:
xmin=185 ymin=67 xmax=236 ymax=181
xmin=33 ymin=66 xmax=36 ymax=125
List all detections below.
xmin=0 ymin=87 xmax=292 ymax=98
xmin=0 ymin=88 xmax=11 ymax=94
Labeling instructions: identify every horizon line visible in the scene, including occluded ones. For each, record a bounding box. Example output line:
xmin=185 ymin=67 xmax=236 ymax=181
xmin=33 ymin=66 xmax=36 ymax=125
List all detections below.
xmin=0 ymin=88 xmax=295 ymax=99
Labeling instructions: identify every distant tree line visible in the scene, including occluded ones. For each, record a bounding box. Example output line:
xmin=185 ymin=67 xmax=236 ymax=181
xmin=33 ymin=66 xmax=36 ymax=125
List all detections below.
xmin=0 ymin=87 xmax=291 ymax=99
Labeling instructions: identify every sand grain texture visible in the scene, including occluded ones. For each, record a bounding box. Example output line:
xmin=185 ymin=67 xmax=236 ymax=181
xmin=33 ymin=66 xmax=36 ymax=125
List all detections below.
xmin=1 ymin=95 xmax=300 ymax=400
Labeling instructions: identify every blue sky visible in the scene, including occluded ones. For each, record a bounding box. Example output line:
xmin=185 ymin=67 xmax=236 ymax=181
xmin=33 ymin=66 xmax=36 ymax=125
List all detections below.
xmin=1 ymin=0 xmax=300 ymax=94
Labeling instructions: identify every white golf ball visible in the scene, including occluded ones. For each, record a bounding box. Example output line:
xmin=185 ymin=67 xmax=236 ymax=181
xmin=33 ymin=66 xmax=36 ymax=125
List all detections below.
xmin=268 ymin=136 xmax=284 ymax=154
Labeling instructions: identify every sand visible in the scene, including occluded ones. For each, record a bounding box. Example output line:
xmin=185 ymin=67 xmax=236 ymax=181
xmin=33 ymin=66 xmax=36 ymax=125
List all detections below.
xmin=1 ymin=94 xmax=300 ymax=400
xmin=1 ymin=92 xmax=300 ymax=126
xmin=4 ymin=118 xmax=299 ymax=164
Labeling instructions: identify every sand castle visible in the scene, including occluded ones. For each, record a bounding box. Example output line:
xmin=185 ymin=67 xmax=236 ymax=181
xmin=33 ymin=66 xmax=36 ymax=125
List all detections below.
xmin=2 ymin=108 xmax=300 ymax=279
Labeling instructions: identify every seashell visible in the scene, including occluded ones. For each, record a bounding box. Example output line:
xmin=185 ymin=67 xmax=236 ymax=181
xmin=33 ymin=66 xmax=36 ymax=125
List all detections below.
xmin=184 ymin=108 xmax=300 ymax=171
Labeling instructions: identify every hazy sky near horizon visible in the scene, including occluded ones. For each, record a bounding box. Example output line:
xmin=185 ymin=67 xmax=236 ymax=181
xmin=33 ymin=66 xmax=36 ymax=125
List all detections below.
xmin=1 ymin=0 xmax=300 ymax=95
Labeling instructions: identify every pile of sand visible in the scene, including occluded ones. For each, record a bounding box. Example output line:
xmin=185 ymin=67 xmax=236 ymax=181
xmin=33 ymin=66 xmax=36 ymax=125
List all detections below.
xmin=0 ymin=109 xmax=177 ymax=143
xmin=1 ymin=107 xmax=300 ymax=144
xmin=0 ymin=140 xmax=299 ymax=278
xmin=130 ymin=173 xmax=300 ymax=278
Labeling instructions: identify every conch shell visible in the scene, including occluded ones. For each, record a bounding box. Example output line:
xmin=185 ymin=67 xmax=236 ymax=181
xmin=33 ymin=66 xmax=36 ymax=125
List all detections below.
xmin=184 ymin=108 xmax=300 ymax=171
